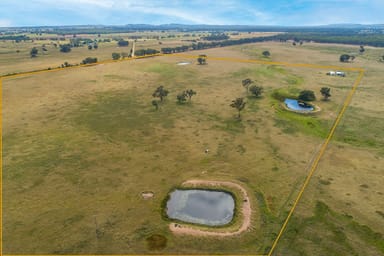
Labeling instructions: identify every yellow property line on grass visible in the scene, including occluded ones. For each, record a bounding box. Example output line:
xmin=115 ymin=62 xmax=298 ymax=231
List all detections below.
xmin=1 ymin=52 xmax=364 ymax=256
xmin=267 ymin=70 xmax=365 ymax=256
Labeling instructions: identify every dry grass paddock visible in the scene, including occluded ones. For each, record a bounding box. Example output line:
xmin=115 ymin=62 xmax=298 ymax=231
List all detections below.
xmin=2 ymin=40 xmax=384 ymax=255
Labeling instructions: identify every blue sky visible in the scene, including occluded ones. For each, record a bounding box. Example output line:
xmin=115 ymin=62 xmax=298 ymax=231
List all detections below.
xmin=0 ymin=0 xmax=383 ymax=27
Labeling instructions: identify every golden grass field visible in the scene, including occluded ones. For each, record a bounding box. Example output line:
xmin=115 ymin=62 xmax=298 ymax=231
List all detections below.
xmin=2 ymin=35 xmax=384 ymax=255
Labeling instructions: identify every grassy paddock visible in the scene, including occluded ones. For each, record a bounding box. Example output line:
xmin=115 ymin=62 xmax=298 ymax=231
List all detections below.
xmin=3 ymin=42 xmax=384 ymax=255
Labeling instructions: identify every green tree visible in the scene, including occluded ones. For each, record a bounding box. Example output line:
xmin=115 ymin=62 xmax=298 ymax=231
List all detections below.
xmin=30 ymin=47 xmax=38 ymax=57
xmin=185 ymin=89 xmax=196 ymax=101
xmin=152 ymin=86 xmax=169 ymax=102
xmin=197 ymin=57 xmax=206 ymax=65
xmin=60 ymin=44 xmax=72 ymax=53
xmin=340 ymin=54 xmax=351 ymax=62
xmin=152 ymin=100 xmax=159 ymax=110
xmin=230 ymin=97 xmax=246 ymax=118
xmin=118 ymin=40 xmax=129 ymax=47
xmin=359 ymin=45 xmax=365 ymax=53
xmin=112 ymin=52 xmax=121 ymax=60
xmin=88 ymin=44 xmax=93 ymax=50
xmin=262 ymin=50 xmax=270 ymax=57
xmin=176 ymin=92 xmax=188 ymax=103
xmin=197 ymin=55 xmax=207 ymax=65
xmin=320 ymin=87 xmax=331 ymax=100
xmin=298 ymin=90 xmax=316 ymax=101
xmin=242 ymin=78 xmax=253 ymax=92
xmin=93 ymin=43 xmax=98 ymax=49
xmin=82 ymin=57 xmax=97 ymax=64
xmin=249 ymin=85 xmax=264 ymax=97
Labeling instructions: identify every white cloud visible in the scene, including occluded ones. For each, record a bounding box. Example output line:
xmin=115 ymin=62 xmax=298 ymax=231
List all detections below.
xmin=0 ymin=19 xmax=12 ymax=27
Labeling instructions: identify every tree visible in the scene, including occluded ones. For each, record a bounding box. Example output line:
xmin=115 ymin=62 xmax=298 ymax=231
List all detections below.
xmin=262 ymin=50 xmax=270 ymax=57
xmin=185 ymin=89 xmax=196 ymax=101
xmin=359 ymin=45 xmax=365 ymax=53
xmin=350 ymin=55 xmax=355 ymax=62
xmin=197 ymin=57 xmax=206 ymax=65
xmin=176 ymin=92 xmax=188 ymax=103
xmin=298 ymin=90 xmax=316 ymax=101
xmin=30 ymin=47 xmax=38 ymax=57
xmin=230 ymin=98 xmax=246 ymax=118
xmin=242 ymin=78 xmax=253 ymax=92
xmin=340 ymin=54 xmax=351 ymax=62
xmin=152 ymin=100 xmax=159 ymax=110
xmin=60 ymin=44 xmax=72 ymax=53
xmin=249 ymin=85 xmax=264 ymax=97
xmin=117 ymin=40 xmax=129 ymax=47
xmin=320 ymin=87 xmax=331 ymax=100
xmin=82 ymin=57 xmax=97 ymax=64
xmin=88 ymin=44 xmax=93 ymax=50
xmin=93 ymin=44 xmax=98 ymax=49
xmin=152 ymin=86 xmax=169 ymax=102
xmin=112 ymin=52 xmax=121 ymax=60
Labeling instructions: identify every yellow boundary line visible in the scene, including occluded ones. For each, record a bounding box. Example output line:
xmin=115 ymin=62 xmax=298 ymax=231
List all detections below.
xmin=267 ymin=70 xmax=365 ymax=255
xmin=1 ymin=52 xmax=365 ymax=256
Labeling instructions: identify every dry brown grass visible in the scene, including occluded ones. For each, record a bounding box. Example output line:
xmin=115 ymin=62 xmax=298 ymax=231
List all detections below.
xmin=2 ymin=41 xmax=384 ymax=255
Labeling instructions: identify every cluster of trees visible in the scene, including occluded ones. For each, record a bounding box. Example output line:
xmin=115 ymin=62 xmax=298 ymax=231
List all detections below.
xmin=176 ymin=89 xmax=196 ymax=103
xmin=297 ymin=87 xmax=331 ymax=101
xmin=242 ymin=78 xmax=264 ymax=97
xmin=161 ymin=45 xmax=189 ymax=54
xmin=271 ymin=32 xmax=384 ymax=47
xmin=81 ymin=57 xmax=97 ymax=64
xmin=117 ymin=40 xmax=129 ymax=47
xmin=151 ymin=86 xmax=197 ymax=109
xmin=135 ymin=48 xmax=160 ymax=56
xmin=339 ymin=54 xmax=355 ymax=62
xmin=201 ymin=33 xmax=229 ymax=41
xmin=112 ymin=52 xmax=129 ymax=60
xmin=60 ymin=44 xmax=72 ymax=53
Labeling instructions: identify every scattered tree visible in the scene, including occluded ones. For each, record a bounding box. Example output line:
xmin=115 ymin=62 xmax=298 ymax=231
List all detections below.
xmin=30 ymin=47 xmax=38 ymax=57
xmin=320 ymin=87 xmax=331 ymax=100
xmin=249 ymin=85 xmax=264 ymax=97
xmin=298 ymin=90 xmax=316 ymax=101
xmin=82 ymin=57 xmax=97 ymax=64
xmin=60 ymin=44 xmax=72 ymax=53
xmin=152 ymin=86 xmax=169 ymax=102
xmin=350 ymin=55 xmax=355 ymax=62
xmin=197 ymin=54 xmax=207 ymax=65
xmin=152 ymin=100 xmax=159 ymax=110
xmin=117 ymin=39 xmax=129 ymax=47
xmin=112 ymin=52 xmax=121 ymax=60
xmin=262 ymin=50 xmax=270 ymax=57
xmin=339 ymin=54 xmax=351 ymax=62
xmin=292 ymin=42 xmax=297 ymax=46
xmin=359 ymin=45 xmax=365 ymax=53
xmin=93 ymin=43 xmax=98 ymax=49
xmin=230 ymin=97 xmax=246 ymax=118
xmin=185 ymin=89 xmax=196 ymax=101
xmin=242 ymin=78 xmax=253 ymax=92
xmin=176 ymin=92 xmax=188 ymax=103
xmin=88 ymin=44 xmax=93 ymax=50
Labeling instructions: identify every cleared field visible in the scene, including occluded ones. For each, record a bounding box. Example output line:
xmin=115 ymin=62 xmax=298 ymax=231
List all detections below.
xmin=2 ymin=42 xmax=384 ymax=255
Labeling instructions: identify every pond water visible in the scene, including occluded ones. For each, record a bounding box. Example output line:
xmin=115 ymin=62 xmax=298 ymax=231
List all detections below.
xmin=166 ymin=189 xmax=235 ymax=226
xmin=284 ymin=98 xmax=314 ymax=111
